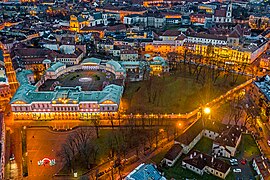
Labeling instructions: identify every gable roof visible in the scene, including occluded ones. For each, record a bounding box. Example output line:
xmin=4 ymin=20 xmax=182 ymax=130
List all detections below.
xmin=214 ymin=125 xmax=246 ymax=147
xmin=183 ymin=150 xmax=230 ymax=173
xmin=162 ymin=30 xmax=181 ymax=37
xmin=214 ymin=9 xmax=226 ymax=17
xmin=175 ymin=119 xmax=203 ymax=145
xmin=164 ymin=144 xmax=183 ymax=161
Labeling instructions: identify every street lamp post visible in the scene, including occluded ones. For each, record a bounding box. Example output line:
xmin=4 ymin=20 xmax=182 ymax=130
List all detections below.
xmin=202 ymin=107 xmax=211 ymax=128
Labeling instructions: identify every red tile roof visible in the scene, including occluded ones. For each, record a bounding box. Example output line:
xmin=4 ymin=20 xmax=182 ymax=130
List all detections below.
xmin=176 ymin=34 xmax=186 ymax=40
xmin=215 ymin=9 xmax=226 ymax=17
xmin=164 ymin=144 xmax=183 ymax=161
xmin=183 ymin=150 xmax=230 ymax=173
xmin=162 ymin=30 xmax=181 ymax=36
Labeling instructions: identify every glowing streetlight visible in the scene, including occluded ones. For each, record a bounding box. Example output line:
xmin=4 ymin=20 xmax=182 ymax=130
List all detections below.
xmin=178 ymin=123 xmax=182 ymax=127
xmin=204 ymin=107 xmax=211 ymax=114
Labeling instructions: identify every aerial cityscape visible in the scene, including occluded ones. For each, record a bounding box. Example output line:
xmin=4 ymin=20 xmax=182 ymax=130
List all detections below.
xmin=0 ymin=0 xmax=270 ymax=179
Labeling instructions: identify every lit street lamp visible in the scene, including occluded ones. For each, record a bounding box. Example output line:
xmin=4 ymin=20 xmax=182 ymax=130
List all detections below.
xmin=204 ymin=107 xmax=211 ymax=115
xmin=202 ymin=107 xmax=211 ymax=128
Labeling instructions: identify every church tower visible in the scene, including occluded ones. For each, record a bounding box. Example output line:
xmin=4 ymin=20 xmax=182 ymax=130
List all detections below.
xmin=226 ymin=2 xmax=232 ymax=18
xmin=226 ymin=1 xmax=233 ymax=22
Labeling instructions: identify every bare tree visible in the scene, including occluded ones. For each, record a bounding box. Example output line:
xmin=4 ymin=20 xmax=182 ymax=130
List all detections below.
xmin=91 ymin=118 xmax=100 ymax=138
xmin=57 ymin=141 xmax=75 ymax=173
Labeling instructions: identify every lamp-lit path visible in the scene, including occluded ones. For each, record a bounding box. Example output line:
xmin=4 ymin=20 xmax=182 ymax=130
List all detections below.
xmin=4 ymin=78 xmax=254 ymax=180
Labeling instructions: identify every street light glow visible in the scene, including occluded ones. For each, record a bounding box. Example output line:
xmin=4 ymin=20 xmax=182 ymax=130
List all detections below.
xmin=204 ymin=107 xmax=211 ymax=114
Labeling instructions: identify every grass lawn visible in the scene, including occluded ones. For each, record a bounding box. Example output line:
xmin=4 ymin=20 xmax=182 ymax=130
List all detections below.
xmin=149 ymin=146 xmax=171 ymax=164
xmin=193 ymin=137 xmax=213 ymax=154
xmin=123 ymin=70 xmax=249 ymax=114
xmin=236 ymin=134 xmax=261 ymax=160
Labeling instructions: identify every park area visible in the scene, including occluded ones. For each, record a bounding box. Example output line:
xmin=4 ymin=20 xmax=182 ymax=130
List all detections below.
xmin=122 ymin=69 xmax=250 ymax=114
xmin=40 ymin=70 xmax=113 ymax=91
xmin=236 ymin=134 xmax=261 ymax=160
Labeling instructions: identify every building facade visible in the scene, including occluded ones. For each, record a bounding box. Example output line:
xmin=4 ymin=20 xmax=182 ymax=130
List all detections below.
xmin=10 ymin=84 xmax=123 ymax=120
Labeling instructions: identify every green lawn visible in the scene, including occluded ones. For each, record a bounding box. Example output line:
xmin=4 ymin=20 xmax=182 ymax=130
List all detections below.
xmin=193 ymin=137 xmax=213 ymax=154
xmin=149 ymin=146 xmax=171 ymax=164
xmin=123 ymin=70 xmax=249 ymax=114
xmin=236 ymin=134 xmax=261 ymax=160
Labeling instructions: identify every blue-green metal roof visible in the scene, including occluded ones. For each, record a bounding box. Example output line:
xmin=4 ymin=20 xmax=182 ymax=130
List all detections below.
xmin=47 ymin=62 xmax=65 ymax=72
xmin=151 ymin=56 xmax=168 ymax=67
xmin=10 ymin=84 xmax=123 ymax=105
xmin=127 ymin=163 xmax=164 ymax=180
xmin=10 ymin=84 xmax=37 ymax=104
xmin=82 ymin=57 xmax=101 ymax=65
xmin=153 ymin=56 xmax=164 ymax=62
xmin=16 ymin=70 xmax=33 ymax=85
xmin=107 ymin=60 xmax=125 ymax=72
xmin=120 ymin=61 xmax=141 ymax=66
xmin=42 ymin=59 xmax=52 ymax=64
xmin=93 ymin=12 xmax=102 ymax=20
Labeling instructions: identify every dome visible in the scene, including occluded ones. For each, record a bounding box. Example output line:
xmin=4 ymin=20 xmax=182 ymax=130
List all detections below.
xmin=144 ymin=54 xmax=151 ymax=58
xmin=153 ymin=56 xmax=164 ymax=62
xmin=42 ymin=59 xmax=51 ymax=64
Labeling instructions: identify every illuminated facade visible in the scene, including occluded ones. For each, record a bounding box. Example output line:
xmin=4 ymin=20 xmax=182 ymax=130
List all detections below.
xmin=11 ymin=84 xmax=123 ymax=120
xmin=0 ymin=114 xmax=5 ymax=180
xmin=70 ymin=12 xmax=108 ymax=32
xmin=1 ymin=43 xmax=19 ymax=95
xmin=150 ymin=56 xmax=169 ymax=75
xmin=249 ymin=15 xmax=270 ymax=30
xmin=145 ymin=30 xmax=269 ymax=64
xmin=0 ymin=69 xmax=11 ymax=112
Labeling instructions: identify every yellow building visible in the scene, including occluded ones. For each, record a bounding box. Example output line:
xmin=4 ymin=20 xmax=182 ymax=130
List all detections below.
xmin=145 ymin=42 xmax=185 ymax=55
xmin=150 ymin=56 xmax=169 ymax=75
xmin=70 ymin=15 xmax=90 ymax=32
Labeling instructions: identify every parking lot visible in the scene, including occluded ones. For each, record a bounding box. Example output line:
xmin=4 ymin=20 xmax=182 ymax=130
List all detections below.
xmin=230 ymin=158 xmax=255 ymax=179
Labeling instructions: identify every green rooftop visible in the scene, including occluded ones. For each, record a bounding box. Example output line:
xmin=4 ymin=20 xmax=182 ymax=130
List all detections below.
xmin=107 ymin=60 xmax=126 ymax=72
xmin=82 ymin=57 xmax=102 ymax=65
xmin=47 ymin=62 xmax=66 ymax=72
xmin=16 ymin=70 xmax=34 ymax=85
xmin=10 ymin=84 xmax=123 ymax=105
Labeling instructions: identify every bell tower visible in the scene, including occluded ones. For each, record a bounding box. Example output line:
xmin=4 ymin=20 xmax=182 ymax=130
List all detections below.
xmin=226 ymin=1 xmax=233 ymax=18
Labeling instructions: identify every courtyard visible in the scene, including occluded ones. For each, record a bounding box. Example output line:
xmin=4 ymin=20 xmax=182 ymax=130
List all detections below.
xmin=39 ymin=70 xmax=114 ymax=91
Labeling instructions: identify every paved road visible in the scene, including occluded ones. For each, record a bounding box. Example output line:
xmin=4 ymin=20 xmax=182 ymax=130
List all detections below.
xmin=6 ymin=127 xmax=23 ymax=180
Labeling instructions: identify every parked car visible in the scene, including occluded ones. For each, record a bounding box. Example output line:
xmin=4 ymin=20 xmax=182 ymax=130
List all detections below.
xmin=241 ymin=159 xmax=247 ymax=165
xmin=230 ymin=159 xmax=238 ymax=166
xmin=233 ymin=168 xmax=242 ymax=173
xmin=9 ymin=154 xmax=15 ymax=161
xmin=268 ymin=140 xmax=270 ymax=147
